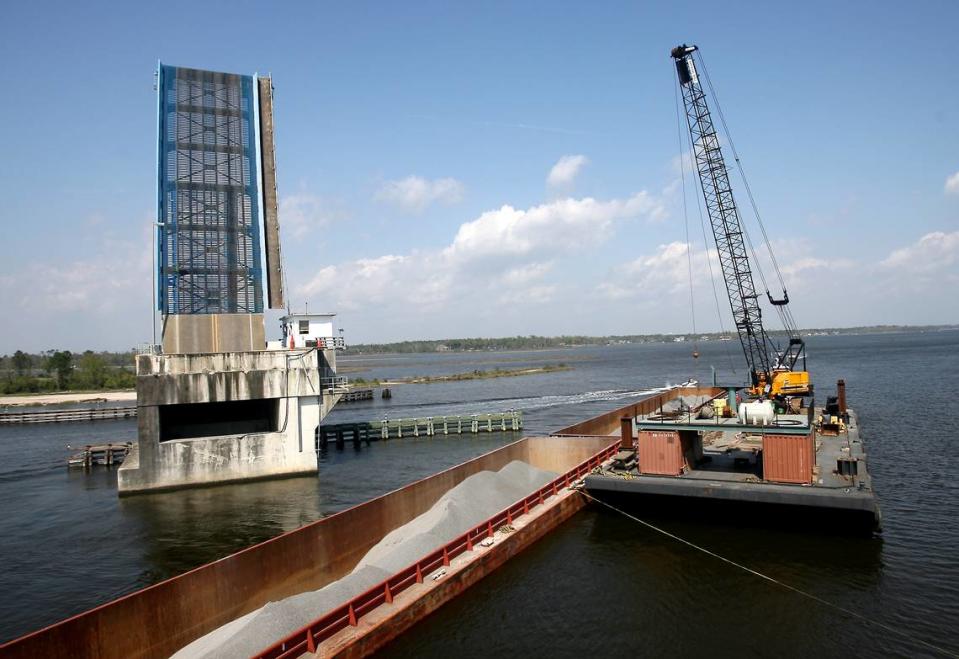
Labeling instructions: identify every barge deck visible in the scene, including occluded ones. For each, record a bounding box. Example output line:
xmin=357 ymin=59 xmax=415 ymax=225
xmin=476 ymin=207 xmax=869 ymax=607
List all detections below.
xmin=555 ymin=385 xmax=881 ymax=530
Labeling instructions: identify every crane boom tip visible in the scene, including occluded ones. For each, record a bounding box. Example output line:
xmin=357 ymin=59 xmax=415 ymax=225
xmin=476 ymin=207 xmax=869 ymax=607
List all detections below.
xmin=671 ymin=44 xmax=698 ymax=59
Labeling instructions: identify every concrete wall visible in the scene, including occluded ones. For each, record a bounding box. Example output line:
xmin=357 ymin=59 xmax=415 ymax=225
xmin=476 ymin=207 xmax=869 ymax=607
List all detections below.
xmin=119 ymin=348 xmax=339 ymax=494
xmin=161 ymin=313 xmax=266 ymax=354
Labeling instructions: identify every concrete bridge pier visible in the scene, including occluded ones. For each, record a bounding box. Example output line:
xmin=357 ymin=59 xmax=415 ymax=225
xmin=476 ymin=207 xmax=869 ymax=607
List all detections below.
xmin=118 ymin=348 xmax=342 ymax=495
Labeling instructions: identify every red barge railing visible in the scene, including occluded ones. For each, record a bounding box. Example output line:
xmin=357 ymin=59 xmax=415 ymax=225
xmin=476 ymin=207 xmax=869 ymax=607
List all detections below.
xmin=253 ymin=442 xmax=619 ymax=659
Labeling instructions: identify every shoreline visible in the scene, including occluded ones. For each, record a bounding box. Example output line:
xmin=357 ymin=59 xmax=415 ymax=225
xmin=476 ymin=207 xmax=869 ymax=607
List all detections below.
xmin=0 ymin=390 xmax=136 ymax=407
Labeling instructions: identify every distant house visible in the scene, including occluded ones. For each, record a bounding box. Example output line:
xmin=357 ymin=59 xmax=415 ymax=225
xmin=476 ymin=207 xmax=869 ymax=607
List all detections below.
xmin=435 ymin=344 xmax=451 ymax=352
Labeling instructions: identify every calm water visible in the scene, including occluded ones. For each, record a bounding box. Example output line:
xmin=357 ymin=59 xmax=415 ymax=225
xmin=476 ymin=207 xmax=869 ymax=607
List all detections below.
xmin=1 ymin=332 xmax=957 ymax=656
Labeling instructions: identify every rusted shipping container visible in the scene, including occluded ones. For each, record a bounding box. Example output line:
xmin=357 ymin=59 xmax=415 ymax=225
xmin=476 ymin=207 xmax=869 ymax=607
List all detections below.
xmin=762 ymin=432 xmax=815 ymax=484
xmin=639 ymin=430 xmax=686 ymax=475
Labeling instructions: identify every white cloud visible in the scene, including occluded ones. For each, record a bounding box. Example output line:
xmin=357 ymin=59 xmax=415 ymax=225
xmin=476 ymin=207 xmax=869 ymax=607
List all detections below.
xmin=945 ymin=172 xmax=959 ymax=195
xmin=15 ymin=238 xmax=150 ymax=314
xmin=881 ymin=231 xmax=959 ymax=274
xmin=547 ymin=155 xmax=589 ymax=189
xmin=446 ymin=193 xmax=664 ymax=263
xmin=280 ymin=193 xmax=344 ymax=238
xmin=297 ymin=190 xmax=666 ymax=321
xmin=499 ymin=262 xmax=554 ymax=287
xmin=598 ymin=241 xmax=716 ymax=301
xmin=0 ymin=228 xmax=153 ymax=351
xmin=375 ymin=176 xmax=465 ymax=213
xmin=301 ymin=255 xmax=415 ymax=310
xmin=498 ymin=284 xmax=557 ymax=305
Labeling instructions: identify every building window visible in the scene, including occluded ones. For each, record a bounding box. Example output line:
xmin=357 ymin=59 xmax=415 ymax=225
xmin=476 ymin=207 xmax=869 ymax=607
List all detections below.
xmin=298 ymin=320 xmax=310 ymax=335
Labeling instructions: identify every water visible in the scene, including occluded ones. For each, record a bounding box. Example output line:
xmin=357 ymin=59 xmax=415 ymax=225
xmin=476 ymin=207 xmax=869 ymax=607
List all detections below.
xmin=1 ymin=332 xmax=958 ymax=656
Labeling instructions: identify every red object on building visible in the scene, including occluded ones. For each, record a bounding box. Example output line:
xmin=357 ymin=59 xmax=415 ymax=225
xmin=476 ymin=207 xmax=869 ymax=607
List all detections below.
xmin=639 ymin=430 xmax=687 ymax=475
xmin=762 ymin=432 xmax=815 ymax=484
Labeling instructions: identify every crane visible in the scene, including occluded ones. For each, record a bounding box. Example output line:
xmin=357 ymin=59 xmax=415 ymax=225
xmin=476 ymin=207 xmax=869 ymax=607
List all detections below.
xmin=671 ymin=44 xmax=810 ymax=398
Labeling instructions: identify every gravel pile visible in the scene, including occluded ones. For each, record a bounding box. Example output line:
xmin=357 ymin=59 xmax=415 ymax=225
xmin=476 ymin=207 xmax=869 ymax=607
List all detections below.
xmin=173 ymin=460 xmax=557 ymax=659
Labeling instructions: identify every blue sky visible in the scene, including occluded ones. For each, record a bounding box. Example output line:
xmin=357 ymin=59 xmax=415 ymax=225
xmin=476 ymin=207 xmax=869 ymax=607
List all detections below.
xmin=1 ymin=1 xmax=957 ymax=352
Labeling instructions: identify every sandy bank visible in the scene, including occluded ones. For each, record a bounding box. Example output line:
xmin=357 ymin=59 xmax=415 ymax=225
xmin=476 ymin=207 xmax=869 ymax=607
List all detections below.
xmin=0 ymin=390 xmax=136 ymax=407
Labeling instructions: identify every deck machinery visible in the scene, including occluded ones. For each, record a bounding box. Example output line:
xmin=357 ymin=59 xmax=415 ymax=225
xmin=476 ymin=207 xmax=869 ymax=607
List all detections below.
xmin=579 ymin=46 xmax=879 ymax=529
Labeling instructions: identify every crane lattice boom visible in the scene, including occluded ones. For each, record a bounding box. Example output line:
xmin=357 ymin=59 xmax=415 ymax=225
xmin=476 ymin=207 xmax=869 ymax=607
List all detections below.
xmin=671 ymin=44 xmax=807 ymax=395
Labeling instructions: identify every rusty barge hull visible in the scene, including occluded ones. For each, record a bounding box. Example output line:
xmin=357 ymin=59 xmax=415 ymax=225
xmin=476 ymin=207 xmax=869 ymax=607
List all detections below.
xmin=1 ymin=435 xmax=617 ymax=659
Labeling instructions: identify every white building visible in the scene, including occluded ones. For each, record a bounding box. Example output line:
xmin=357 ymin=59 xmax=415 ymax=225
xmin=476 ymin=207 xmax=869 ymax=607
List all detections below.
xmin=278 ymin=313 xmax=338 ymax=349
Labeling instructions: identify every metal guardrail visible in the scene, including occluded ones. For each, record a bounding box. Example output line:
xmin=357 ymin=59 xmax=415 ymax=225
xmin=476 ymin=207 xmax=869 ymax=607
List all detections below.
xmin=310 ymin=336 xmax=346 ymax=350
xmin=252 ymin=441 xmax=620 ymax=659
xmin=317 ymin=412 xmax=523 ymax=448
xmin=378 ymin=411 xmax=522 ymax=438
xmin=321 ymin=376 xmax=350 ymax=393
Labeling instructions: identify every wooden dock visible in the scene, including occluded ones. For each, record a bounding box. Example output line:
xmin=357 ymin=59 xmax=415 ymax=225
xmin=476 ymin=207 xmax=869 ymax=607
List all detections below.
xmin=0 ymin=406 xmax=137 ymax=424
xmin=339 ymin=389 xmax=374 ymax=403
xmin=318 ymin=410 xmax=523 ymax=449
xmin=67 ymin=443 xmax=133 ymax=468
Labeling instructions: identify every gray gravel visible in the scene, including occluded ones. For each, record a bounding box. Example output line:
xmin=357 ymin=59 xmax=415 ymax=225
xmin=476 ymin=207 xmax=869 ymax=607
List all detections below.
xmin=172 ymin=460 xmax=557 ymax=659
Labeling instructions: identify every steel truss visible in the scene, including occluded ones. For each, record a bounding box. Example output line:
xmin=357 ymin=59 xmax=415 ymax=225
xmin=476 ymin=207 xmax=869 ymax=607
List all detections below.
xmin=157 ymin=65 xmax=263 ymax=314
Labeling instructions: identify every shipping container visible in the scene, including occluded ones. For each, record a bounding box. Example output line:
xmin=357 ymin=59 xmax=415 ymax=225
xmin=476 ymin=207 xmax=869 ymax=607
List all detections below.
xmin=639 ymin=430 xmax=687 ymax=475
xmin=762 ymin=432 xmax=815 ymax=484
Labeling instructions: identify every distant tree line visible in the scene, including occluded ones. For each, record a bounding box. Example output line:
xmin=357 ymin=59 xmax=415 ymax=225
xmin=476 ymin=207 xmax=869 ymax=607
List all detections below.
xmin=343 ymin=325 xmax=959 ymax=355
xmin=0 ymin=350 xmax=136 ymax=394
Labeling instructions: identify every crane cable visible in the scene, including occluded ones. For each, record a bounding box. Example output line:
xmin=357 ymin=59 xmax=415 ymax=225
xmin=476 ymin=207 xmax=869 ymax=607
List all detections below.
xmin=578 ymin=490 xmax=958 ymax=659
xmin=675 ymin=74 xmax=738 ymax=375
xmin=696 ymin=51 xmax=788 ymax=294
xmin=695 ymin=51 xmax=800 ymax=341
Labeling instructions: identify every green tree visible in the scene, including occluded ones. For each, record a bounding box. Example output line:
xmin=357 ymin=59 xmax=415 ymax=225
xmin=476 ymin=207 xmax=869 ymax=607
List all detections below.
xmin=11 ymin=350 xmax=31 ymax=376
xmin=73 ymin=351 xmax=108 ymax=390
xmin=45 ymin=350 xmax=73 ymax=389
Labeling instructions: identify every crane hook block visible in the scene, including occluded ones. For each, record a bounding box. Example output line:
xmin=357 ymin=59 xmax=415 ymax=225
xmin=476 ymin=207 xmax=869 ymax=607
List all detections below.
xmin=767 ymin=290 xmax=790 ymax=306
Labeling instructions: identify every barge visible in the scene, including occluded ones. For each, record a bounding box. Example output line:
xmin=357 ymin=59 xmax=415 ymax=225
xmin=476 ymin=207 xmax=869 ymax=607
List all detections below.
xmin=1 ymin=435 xmax=617 ymax=659
xmin=556 ymin=383 xmax=881 ymax=531
xmin=1 ymin=385 xmax=878 ymax=658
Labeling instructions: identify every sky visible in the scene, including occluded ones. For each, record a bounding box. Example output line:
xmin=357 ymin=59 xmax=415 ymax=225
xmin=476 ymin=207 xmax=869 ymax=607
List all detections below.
xmin=0 ymin=0 xmax=957 ymax=353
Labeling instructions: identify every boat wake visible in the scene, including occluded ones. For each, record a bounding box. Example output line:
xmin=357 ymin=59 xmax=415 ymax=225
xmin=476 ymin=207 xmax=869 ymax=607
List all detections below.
xmin=392 ymin=387 xmax=671 ymax=418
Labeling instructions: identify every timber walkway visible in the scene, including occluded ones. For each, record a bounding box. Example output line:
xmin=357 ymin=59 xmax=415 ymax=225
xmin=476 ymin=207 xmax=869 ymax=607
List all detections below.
xmin=318 ymin=410 xmax=522 ymax=449
xmin=0 ymin=406 xmax=136 ymax=424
